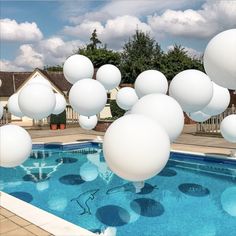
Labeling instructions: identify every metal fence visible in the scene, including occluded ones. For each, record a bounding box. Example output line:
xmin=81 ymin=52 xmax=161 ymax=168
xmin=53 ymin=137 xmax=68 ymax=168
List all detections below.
xmin=0 ymin=105 xmax=79 ymax=127
xmin=196 ymin=105 xmax=236 ymax=135
xmin=0 ymin=107 xmax=10 ymax=126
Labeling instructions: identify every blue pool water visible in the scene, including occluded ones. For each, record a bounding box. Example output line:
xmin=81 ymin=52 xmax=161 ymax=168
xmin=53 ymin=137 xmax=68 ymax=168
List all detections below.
xmin=1 ymin=142 xmax=236 ymax=236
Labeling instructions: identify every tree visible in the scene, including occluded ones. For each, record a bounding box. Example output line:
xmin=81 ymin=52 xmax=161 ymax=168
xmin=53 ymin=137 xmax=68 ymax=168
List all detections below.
xmin=120 ymin=30 xmax=163 ymax=83
xmin=44 ymin=65 xmax=63 ymax=72
xmin=161 ymin=44 xmax=204 ymax=80
xmin=87 ymin=29 xmax=101 ymax=50
xmin=77 ymin=29 xmax=121 ymax=68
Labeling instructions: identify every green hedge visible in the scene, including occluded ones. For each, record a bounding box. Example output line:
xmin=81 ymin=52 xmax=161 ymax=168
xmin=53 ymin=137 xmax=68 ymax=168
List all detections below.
xmin=110 ymin=100 xmax=125 ymax=118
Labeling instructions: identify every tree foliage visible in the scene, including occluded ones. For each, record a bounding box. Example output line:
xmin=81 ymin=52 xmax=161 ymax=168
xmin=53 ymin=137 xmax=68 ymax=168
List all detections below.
xmin=45 ymin=29 xmax=204 ymax=81
xmin=161 ymin=44 xmax=204 ymax=80
xmin=77 ymin=29 xmax=120 ymax=68
xmin=120 ymin=30 xmax=163 ymax=83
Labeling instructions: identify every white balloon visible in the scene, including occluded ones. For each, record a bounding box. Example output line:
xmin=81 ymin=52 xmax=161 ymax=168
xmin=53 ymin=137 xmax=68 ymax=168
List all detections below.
xmin=79 ymin=115 xmax=98 ymax=130
xmin=116 ymin=87 xmax=138 ymax=111
xmin=169 ymin=69 xmax=213 ymax=112
xmin=124 ymin=110 xmax=131 ymax=116
xmin=204 ymin=29 xmax=236 ymax=89
xmin=0 ymin=103 xmax=3 ymax=119
xmin=221 ymin=187 xmax=236 ymax=217
xmin=80 ymin=162 xmax=98 ymax=181
xmin=18 ymin=83 xmax=56 ymax=120
xmin=201 ymin=82 xmax=230 ymax=116
xmin=187 ymin=111 xmax=211 ymax=122
xmin=134 ymin=70 xmax=168 ymax=98
xmin=220 ymin=115 xmax=236 ymax=143
xmin=0 ymin=125 xmax=32 ymax=167
xmin=63 ymin=54 xmax=94 ymax=84
xmin=131 ymin=94 xmax=184 ymax=142
xmin=52 ymin=94 xmax=66 ymax=115
xmin=96 ymin=64 xmax=121 ymax=90
xmin=8 ymin=93 xmax=24 ymax=117
xmin=69 ymin=79 xmax=107 ymax=116
xmin=103 ymin=114 xmax=170 ymax=181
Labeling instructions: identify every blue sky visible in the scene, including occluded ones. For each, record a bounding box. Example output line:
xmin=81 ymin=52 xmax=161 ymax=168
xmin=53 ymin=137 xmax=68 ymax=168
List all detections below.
xmin=0 ymin=0 xmax=236 ymax=71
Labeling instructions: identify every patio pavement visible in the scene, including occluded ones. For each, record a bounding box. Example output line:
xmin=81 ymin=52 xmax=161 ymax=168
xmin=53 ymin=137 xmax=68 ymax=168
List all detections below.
xmin=28 ymin=124 xmax=236 ymax=155
xmin=0 ymin=207 xmax=52 ymax=236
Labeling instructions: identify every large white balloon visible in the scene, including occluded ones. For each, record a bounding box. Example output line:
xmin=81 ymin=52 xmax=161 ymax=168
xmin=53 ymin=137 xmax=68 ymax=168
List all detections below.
xmin=221 ymin=187 xmax=236 ymax=217
xmin=79 ymin=115 xmax=98 ymax=130
xmin=0 ymin=125 xmax=32 ymax=167
xmin=63 ymin=54 xmax=94 ymax=84
xmin=131 ymin=94 xmax=184 ymax=142
xmin=187 ymin=111 xmax=211 ymax=122
xmin=204 ymin=29 xmax=236 ymax=89
xmin=8 ymin=93 xmax=24 ymax=117
xmin=18 ymin=83 xmax=56 ymax=120
xmin=134 ymin=70 xmax=168 ymax=98
xmin=169 ymin=69 xmax=213 ymax=112
xmin=69 ymin=79 xmax=107 ymax=116
xmin=96 ymin=64 xmax=121 ymax=90
xmin=220 ymin=115 xmax=236 ymax=143
xmin=80 ymin=162 xmax=98 ymax=181
xmin=52 ymin=94 xmax=66 ymax=115
xmin=116 ymin=87 xmax=138 ymax=111
xmin=103 ymin=114 xmax=170 ymax=181
xmin=0 ymin=103 xmax=3 ymax=119
xmin=201 ymin=82 xmax=230 ymax=116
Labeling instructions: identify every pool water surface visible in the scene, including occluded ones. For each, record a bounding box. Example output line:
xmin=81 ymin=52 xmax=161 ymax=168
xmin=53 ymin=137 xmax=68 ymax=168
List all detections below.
xmin=1 ymin=143 xmax=236 ymax=236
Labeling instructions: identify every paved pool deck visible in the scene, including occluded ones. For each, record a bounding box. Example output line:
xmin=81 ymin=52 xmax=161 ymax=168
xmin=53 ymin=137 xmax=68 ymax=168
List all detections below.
xmin=28 ymin=125 xmax=235 ymax=155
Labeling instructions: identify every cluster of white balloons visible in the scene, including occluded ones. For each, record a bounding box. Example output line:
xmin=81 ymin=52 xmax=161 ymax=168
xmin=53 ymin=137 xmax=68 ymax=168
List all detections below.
xmin=105 ymin=28 xmax=236 ymax=182
xmin=104 ymin=69 xmax=183 ymax=181
xmin=1 ymin=76 xmax=67 ymax=167
xmin=63 ymin=54 xmax=122 ymax=130
xmin=203 ymin=29 xmax=236 ymax=143
xmin=7 ymin=84 xmax=66 ymax=120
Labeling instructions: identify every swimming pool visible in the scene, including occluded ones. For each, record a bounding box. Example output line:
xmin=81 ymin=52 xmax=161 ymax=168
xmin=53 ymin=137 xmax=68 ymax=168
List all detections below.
xmin=1 ymin=142 xmax=236 ymax=236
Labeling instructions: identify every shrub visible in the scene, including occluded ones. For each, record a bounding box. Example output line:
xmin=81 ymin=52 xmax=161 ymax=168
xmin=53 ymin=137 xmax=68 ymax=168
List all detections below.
xmin=50 ymin=110 xmax=66 ymax=125
xmin=110 ymin=100 xmax=125 ymax=118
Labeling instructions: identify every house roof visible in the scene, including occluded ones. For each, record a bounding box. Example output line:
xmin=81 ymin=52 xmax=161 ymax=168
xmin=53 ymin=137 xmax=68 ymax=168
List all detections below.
xmin=0 ymin=71 xmax=32 ymax=96
xmin=0 ymin=69 xmax=72 ymax=97
xmin=0 ymin=68 xmax=100 ymax=97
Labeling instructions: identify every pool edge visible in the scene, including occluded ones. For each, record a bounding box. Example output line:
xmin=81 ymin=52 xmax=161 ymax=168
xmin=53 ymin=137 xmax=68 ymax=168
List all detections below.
xmin=0 ymin=191 xmax=96 ymax=236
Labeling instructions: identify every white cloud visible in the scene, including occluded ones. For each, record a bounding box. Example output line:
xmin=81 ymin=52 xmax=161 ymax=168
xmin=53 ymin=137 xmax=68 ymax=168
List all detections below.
xmin=0 ymin=37 xmax=83 ymax=71
xmin=61 ymin=0 xmax=193 ymax=24
xmin=37 ymin=37 xmax=83 ymax=65
xmin=0 ymin=60 xmax=25 ymax=72
xmin=14 ymin=45 xmax=44 ymax=69
xmin=63 ymin=21 xmax=104 ymax=41
xmin=148 ymin=1 xmax=236 ymax=38
xmin=64 ymin=15 xmax=152 ymax=49
xmin=0 ymin=18 xmax=43 ymax=42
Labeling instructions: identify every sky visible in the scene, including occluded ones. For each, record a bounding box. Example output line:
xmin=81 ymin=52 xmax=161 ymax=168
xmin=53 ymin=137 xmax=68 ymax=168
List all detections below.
xmin=0 ymin=0 xmax=236 ymax=71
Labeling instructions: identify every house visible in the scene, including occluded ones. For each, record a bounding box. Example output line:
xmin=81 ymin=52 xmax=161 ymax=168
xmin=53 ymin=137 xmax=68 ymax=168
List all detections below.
xmin=0 ymin=68 xmax=118 ymax=126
